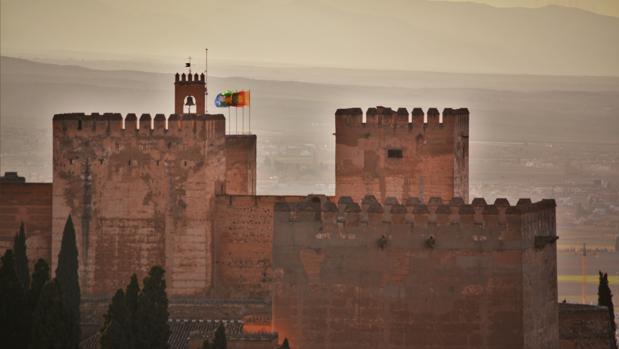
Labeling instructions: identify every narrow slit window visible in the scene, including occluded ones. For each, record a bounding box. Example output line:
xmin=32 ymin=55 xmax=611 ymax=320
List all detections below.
xmin=387 ymin=149 xmax=403 ymax=159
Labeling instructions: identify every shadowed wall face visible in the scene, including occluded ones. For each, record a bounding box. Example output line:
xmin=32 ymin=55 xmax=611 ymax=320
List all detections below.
xmin=272 ymin=196 xmax=558 ymax=349
xmin=225 ymin=135 xmax=257 ymax=196
xmin=335 ymin=107 xmax=468 ymax=204
xmin=52 ymin=113 xmax=226 ymax=297
xmin=0 ymin=181 xmax=52 ymax=266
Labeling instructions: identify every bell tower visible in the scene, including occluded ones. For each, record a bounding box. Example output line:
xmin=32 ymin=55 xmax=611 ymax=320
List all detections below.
xmin=174 ymin=72 xmax=206 ymax=114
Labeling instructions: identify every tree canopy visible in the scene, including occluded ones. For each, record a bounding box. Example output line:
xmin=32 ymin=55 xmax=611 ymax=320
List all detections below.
xmin=598 ymin=271 xmax=617 ymax=349
xmin=14 ymin=222 xmax=30 ymax=290
xmin=134 ymin=266 xmax=170 ymax=349
xmin=55 ymin=215 xmax=81 ymax=348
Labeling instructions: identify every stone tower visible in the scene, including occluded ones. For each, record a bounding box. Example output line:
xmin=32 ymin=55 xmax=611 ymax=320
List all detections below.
xmin=335 ymin=107 xmax=469 ymax=203
xmin=174 ymin=72 xmax=206 ymax=114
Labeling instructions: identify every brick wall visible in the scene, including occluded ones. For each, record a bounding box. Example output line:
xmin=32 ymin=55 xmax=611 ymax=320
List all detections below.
xmin=0 ymin=182 xmax=52 ymax=266
xmin=272 ymin=195 xmax=558 ymax=349
xmin=213 ymin=195 xmax=304 ymax=299
xmin=225 ymin=135 xmax=257 ymax=195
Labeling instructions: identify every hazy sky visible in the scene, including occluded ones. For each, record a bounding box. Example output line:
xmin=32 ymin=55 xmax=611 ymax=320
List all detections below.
xmin=436 ymin=0 xmax=619 ymax=17
xmin=1 ymin=0 xmax=618 ymax=76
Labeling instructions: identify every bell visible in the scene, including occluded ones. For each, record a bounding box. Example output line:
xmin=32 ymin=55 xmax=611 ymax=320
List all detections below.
xmin=185 ymin=96 xmax=195 ymax=107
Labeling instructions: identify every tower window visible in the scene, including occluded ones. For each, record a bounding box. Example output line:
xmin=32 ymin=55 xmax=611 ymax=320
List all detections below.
xmin=387 ymin=149 xmax=403 ymax=159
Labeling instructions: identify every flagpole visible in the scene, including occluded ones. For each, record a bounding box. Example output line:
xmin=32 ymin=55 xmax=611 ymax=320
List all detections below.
xmin=205 ymin=48 xmax=208 ymax=113
xmin=249 ymin=90 xmax=251 ymax=134
xmin=235 ymin=106 xmax=238 ymax=134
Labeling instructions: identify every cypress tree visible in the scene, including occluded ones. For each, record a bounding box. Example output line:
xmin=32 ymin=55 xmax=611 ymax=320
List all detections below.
xmin=55 ymin=215 xmax=81 ymax=348
xmin=202 ymin=339 xmax=213 ymax=349
xmin=598 ymin=271 xmax=617 ymax=349
xmin=279 ymin=338 xmax=291 ymax=349
xmin=14 ymin=222 xmax=30 ymax=290
xmin=100 ymin=289 xmax=133 ymax=349
xmin=29 ymin=279 xmax=70 ymax=349
xmin=0 ymin=249 xmax=28 ymax=347
xmin=135 ymin=266 xmax=170 ymax=349
xmin=25 ymin=259 xmax=50 ymax=348
xmin=29 ymin=259 xmax=50 ymax=311
xmin=126 ymin=273 xmax=140 ymax=329
xmin=125 ymin=273 xmax=140 ymax=348
xmin=212 ymin=323 xmax=227 ymax=349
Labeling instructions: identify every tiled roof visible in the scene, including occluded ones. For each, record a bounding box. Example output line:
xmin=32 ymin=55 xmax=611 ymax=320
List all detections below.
xmin=80 ymin=319 xmax=277 ymax=349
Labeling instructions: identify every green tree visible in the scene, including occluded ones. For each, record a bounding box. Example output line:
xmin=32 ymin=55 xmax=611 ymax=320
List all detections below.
xmin=55 ymin=215 xmax=81 ymax=348
xmin=278 ymin=338 xmax=291 ymax=349
xmin=29 ymin=279 xmax=70 ymax=349
xmin=135 ymin=266 xmax=170 ymax=349
xmin=0 ymin=249 xmax=28 ymax=347
xmin=212 ymin=323 xmax=227 ymax=349
xmin=598 ymin=271 xmax=617 ymax=349
xmin=14 ymin=222 xmax=30 ymax=289
xmin=100 ymin=289 xmax=133 ymax=349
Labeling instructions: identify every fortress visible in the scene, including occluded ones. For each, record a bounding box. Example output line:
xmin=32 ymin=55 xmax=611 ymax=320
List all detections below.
xmin=0 ymin=71 xmax=577 ymax=348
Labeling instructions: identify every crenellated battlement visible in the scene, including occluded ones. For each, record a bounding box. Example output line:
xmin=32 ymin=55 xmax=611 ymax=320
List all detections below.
xmin=276 ymin=195 xmax=554 ymax=222
xmin=174 ymin=72 xmax=206 ymax=83
xmin=335 ymin=105 xmax=470 ymax=203
xmin=53 ymin=113 xmax=226 ymax=135
xmin=274 ymin=195 xmax=556 ymax=248
xmin=335 ymin=106 xmax=469 ymax=129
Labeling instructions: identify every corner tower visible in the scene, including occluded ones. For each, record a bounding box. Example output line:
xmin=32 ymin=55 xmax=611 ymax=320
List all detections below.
xmin=174 ymin=73 xmax=206 ymax=114
xmin=335 ymin=107 xmax=469 ymax=203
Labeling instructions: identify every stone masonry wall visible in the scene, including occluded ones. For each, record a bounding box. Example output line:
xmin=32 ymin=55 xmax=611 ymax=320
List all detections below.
xmin=559 ymin=303 xmax=614 ymax=349
xmin=521 ymin=200 xmax=559 ymax=348
xmin=272 ymin=195 xmax=558 ymax=349
xmin=335 ymin=107 xmax=469 ymax=203
xmin=225 ymin=135 xmax=257 ymax=196
xmin=0 ymin=182 xmax=53 ymax=267
xmin=52 ymin=113 xmax=226 ymax=297
xmin=213 ymin=195 xmax=304 ymax=299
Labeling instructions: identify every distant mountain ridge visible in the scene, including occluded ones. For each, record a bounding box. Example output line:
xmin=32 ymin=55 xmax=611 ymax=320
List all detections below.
xmin=1 ymin=0 xmax=618 ymax=76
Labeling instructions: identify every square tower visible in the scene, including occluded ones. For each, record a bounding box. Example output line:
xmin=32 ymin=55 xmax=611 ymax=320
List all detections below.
xmin=335 ymin=107 xmax=469 ymax=203
xmin=175 ymin=72 xmax=206 ymax=114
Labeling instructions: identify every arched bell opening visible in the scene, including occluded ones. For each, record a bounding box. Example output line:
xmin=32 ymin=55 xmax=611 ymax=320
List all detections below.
xmin=183 ymin=95 xmax=196 ymax=114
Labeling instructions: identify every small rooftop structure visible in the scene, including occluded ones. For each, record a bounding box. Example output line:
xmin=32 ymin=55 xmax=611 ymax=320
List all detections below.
xmin=0 ymin=171 xmax=25 ymax=183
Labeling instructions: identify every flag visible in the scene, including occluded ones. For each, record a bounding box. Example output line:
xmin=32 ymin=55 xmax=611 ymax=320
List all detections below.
xmin=185 ymin=62 xmax=191 ymax=68
xmin=215 ymin=90 xmax=250 ymax=108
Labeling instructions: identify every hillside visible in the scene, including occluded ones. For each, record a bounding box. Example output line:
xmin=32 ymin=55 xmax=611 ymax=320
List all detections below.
xmin=2 ymin=0 xmax=619 ymax=76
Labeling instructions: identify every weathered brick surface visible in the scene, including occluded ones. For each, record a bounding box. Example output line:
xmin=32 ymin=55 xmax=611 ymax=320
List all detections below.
xmin=522 ymin=207 xmax=559 ymax=348
xmin=272 ymin=196 xmax=558 ymax=349
xmin=559 ymin=303 xmax=614 ymax=349
xmin=335 ymin=107 xmax=469 ymax=203
xmin=0 ymin=182 xmax=52 ymax=266
xmin=225 ymin=135 xmax=257 ymax=195
xmin=52 ymin=113 xmax=226 ymax=297
xmin=213 ymin=195 xmax=304 ymax=299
